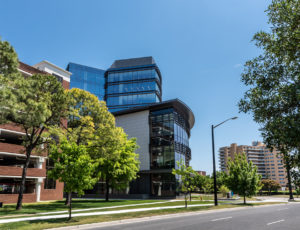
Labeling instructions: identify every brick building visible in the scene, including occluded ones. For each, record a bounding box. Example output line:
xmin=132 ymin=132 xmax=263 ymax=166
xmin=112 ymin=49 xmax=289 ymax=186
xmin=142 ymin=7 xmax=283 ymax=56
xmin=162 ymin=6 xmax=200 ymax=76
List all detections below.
xmin=0 ymin=61 xmax=71 ymax=204
xmin=195 ymin=171 xmax=206 ymax=176
xmin=219 ymin=141 xmax=288 ymax=188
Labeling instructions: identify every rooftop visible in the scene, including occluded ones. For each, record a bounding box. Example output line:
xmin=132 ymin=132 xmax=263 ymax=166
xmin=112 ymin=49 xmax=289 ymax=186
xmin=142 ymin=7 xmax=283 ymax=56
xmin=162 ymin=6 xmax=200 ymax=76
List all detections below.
xmin=113 ymin=99 xmax=195 ymax=131
xmin=109 ymin=56 xmax=156 ymax=69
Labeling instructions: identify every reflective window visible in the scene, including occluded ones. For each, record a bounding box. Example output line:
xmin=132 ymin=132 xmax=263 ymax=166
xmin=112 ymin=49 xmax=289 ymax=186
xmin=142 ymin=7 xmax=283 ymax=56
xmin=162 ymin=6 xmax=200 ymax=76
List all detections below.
xmin=68 ymin=63 xmax=105 ymax=100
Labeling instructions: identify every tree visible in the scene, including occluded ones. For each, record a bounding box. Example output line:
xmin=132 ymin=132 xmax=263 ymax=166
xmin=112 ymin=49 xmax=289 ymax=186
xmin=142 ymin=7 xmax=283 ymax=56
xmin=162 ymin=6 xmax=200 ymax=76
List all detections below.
xmin=193 ymin=173 xmax=213 ymax=195
xmin=48 ymin=139 xmax=97 ymax=220
xmin=95 ymin=127 xmax=140 ymax=201
xmin=226 ymin=154 xmax=262 ymax=204
xmin=0 ymin=38 xmax=19 ymax=81
xmin=172 ymin=160 xmax=196 ymax=208
xmin=193 ymin=173 xmax=208 ymax=192
xmin=0 ymin=40 xmax=68 ymax=210
xmin=216 ymin=171 xmax=228 ymax=190
xmin=261 ymin=179 xmax=281 ymax=195
xmin=52 ymin=88 xmax=116 ymax=205
xmin=239 ymin=0 xmax=299 ymax=201
xmin=291 ymin=169 xmax=300 ymax=198
xmin=219 ymin=185 xmax=230 ymax=198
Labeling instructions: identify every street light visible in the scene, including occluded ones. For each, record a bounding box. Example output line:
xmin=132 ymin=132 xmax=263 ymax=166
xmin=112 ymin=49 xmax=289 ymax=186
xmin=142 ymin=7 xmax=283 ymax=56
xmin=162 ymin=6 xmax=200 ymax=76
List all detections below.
xmin=211 ymin=116 xmax=238 ymax=206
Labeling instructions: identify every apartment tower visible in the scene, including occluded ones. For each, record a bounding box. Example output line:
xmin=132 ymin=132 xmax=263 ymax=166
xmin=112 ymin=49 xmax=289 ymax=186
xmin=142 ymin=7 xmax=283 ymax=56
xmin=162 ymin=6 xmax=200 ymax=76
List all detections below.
xmin=219 ymin=141 xmax=288 ymax=188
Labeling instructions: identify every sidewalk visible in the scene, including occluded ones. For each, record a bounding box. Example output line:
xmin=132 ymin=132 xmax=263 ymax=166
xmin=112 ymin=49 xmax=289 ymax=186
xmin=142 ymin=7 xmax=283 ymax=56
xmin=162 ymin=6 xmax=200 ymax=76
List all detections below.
xmin=0 ymin=203 xmax=213 ymax=224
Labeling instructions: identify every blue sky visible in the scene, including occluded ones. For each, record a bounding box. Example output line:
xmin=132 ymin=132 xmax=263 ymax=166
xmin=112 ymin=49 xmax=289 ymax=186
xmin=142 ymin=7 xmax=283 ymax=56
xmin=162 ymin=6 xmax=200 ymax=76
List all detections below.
xmin=0 ymin=0 xmax=271 ymax=174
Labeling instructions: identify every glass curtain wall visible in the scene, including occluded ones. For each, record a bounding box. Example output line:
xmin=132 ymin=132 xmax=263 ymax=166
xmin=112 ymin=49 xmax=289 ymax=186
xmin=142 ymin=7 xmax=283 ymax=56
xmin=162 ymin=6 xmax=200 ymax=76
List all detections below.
xmin=150 ymin=108 xmax=191 ymax=169
xmin=67 ymin=63 xmax=106 ymax=100
xmin=150 ymin=108 xmax=175 ymax=169
xmin=149 ymin=107 xmax=191 ymax=197
xmin=106 ymin=68 xmax=161 ymax=112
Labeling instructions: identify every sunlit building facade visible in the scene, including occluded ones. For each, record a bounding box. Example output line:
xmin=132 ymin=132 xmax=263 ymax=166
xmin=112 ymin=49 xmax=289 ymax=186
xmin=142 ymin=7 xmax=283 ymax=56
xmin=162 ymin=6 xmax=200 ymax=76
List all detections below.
xmin=219 ymin=142 xmax=288 ymax=188
xmin=105 ymin=57 xmax=162 ymax=112
xmin=67 ymin=62 xmax=105 ymax=100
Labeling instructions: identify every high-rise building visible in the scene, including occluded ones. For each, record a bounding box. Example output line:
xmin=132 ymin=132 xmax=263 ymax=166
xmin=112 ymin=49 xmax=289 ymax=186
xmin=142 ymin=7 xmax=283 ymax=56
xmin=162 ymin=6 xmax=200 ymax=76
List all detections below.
xmin=0 ymin=61 xmax=71 ymax=204
xmin=105 ymin=57 xmax=162 ymax=112
xmin=67 ymin=62 xmax=106 ymax=100
xmin=219 ymin=141 xmax=288 ymax=187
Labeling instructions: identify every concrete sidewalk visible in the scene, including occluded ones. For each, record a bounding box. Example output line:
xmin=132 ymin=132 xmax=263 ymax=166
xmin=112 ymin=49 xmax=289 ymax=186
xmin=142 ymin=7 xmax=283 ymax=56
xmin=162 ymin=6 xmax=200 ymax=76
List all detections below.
xmin=0 ymin=203 xmax=214 ymax=224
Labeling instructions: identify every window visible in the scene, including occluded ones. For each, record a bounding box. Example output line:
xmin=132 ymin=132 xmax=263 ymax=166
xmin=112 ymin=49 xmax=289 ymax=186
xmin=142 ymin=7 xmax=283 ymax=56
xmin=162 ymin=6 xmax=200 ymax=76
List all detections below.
xmin=52 ymin=73 xmax=63 ymax=83
xmin=44 ymin=159 xmax=56 ymax=189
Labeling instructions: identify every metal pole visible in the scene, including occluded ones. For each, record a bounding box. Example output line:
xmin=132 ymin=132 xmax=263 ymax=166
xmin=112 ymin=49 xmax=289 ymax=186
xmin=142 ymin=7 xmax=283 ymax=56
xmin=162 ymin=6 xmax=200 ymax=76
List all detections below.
xmin=211 ymin=125 xmax=218 ymax=206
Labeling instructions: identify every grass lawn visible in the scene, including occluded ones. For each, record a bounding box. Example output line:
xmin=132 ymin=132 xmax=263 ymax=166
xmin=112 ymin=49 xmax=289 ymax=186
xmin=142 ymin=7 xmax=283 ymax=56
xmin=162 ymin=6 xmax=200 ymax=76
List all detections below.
xmin=0 ymin=199 xmax=166 ymax=217
xmin=0 ymin=202 xmax=284 ymax=230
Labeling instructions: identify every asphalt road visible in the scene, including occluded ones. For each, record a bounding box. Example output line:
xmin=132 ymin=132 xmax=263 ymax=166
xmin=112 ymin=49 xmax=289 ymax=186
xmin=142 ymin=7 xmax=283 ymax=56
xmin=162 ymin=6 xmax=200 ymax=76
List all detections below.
xmin=86 ymin=203 xmax=300 ymax=230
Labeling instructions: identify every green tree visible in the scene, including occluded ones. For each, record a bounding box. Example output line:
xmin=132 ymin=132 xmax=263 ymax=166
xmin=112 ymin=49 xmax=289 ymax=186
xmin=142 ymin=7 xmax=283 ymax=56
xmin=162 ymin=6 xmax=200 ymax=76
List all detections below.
xmin=0 ymin=38 xmax=19 ymax=82
xmin=239 ymin=0 xmax=300 ymax=201
xmin=219 ymin=185 xmax=230 ymax=198
xmin=193 ymin=173 xmax=208 ymax=192
xmin=0 ymin=40 xmax=68 ymax=210
xmin=291 ymin=169 xmax=300 ymax=198
xmin=96 ymin=127 xmax=140 ymax=201
xmin=172 ymin=160 xmax=196 ymax=208
xmin=226 ymin=154 xmax=262 ymax=204
xmin=261 ymin=179 xmax=281 ymax=195
xmin=50 ymin=88 xmax=116 ymax=205
xmin=202 ymin=176 xmax=214 ymax=194
xmin=48 ymin=139 xmax=97 ymax=220
xmin=216 ymin=171 xmax=228 ymax=190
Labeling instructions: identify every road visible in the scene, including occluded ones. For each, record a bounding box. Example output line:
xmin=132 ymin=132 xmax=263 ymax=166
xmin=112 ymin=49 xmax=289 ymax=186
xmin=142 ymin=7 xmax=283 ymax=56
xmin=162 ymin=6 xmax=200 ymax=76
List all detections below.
xmin=84 ymin=203 xmax=300 ymax=230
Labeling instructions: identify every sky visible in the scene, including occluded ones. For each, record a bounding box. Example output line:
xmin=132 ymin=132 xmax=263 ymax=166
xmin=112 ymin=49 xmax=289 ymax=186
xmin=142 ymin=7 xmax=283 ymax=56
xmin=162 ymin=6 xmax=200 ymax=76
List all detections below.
xmin=0 ymin=0 xmax=272 ymax=174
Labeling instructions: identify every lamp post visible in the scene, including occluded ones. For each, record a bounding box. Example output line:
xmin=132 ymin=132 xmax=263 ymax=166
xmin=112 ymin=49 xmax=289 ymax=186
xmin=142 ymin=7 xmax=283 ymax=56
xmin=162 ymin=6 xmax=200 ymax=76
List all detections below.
xmin=211 ymin=116 xmax=238 ymax=206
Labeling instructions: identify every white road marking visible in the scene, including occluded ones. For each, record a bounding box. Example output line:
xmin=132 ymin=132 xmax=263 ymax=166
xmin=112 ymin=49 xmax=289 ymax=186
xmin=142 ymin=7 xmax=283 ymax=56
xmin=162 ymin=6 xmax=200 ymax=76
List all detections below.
xmin=211 ymin=217 xmax=232 ymax=222
xmin=267 ymin=219 xmax=285 ymax=225
xmin=277 ymin=208 xmax=288 ymax=211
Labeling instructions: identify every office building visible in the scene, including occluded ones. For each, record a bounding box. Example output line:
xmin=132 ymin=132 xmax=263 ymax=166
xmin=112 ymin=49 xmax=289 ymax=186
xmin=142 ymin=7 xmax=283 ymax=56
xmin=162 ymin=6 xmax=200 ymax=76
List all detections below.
xmin=105 ymin=57 xmax=162 ymax=112
xmin=112 ymin=99 xmax=194 ymax=197
xmin=67 ymin=62 xmax=106 ymax=100
xmin=66 ymin=56 xmax=194 ymax=198
xmin=0 ymin=61 xmax=71 ymax=204
xmin=219 ymin=142 xmax=288 ymax=187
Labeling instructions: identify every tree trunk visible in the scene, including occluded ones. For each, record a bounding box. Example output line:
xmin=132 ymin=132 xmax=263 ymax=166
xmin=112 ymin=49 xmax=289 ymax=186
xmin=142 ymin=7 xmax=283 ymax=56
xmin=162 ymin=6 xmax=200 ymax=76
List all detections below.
xmin=184 ymin=193 xmax=187 ymax=208
xmin=243 ymin=195 xmax=246 ymax=204
xmin=286 ymin=161 xmax=294 ymax=201
xmin=189 ymin=192 xmax=192 ymax=202
xmin=65 ymin=191 xmax=71 ymax=205
xmin=68 ymin=192 xmax=72 ymax=220
xmin=105 ymin=178 xmax=109 ymax=202
xmin=16 ymin=148 xmax=32 ymax=210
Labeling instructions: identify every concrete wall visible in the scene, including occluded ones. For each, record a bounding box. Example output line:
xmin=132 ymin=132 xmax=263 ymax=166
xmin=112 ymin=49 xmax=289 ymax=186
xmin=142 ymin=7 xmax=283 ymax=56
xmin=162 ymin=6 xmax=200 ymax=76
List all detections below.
xmin=115 ymin=110 xmax=150 ymax=171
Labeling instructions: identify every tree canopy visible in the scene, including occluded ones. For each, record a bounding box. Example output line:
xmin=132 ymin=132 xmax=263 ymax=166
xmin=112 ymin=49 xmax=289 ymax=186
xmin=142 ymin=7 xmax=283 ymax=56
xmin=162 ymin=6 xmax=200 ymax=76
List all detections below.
xmin=48 ymin=138 xmax=97 ymax=220
xmin=172 ymin=160 xmax=196 ymax=208
xmin=0 ymin=38 xmax=68 ymax=210
xmin=239 ymin=0 xmax=299 ymax=200
xmin=226 ymin=154 xmax=261 ymax=204
xmin=96 ymin=127 xmax=140 ymax=201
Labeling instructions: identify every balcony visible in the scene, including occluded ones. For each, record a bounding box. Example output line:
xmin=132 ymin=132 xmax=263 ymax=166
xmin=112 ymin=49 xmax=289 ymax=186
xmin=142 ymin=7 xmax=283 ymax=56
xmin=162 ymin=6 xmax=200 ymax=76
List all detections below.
xmin=0 ymin=124 xmax=25 ymax=133
xmin=0 ymin=166 xmax=46 ymax=178
xmin=0 ymin=142 xmax=25 ymax=154
xmin=0 ymin=142 xmax=47 ymax=157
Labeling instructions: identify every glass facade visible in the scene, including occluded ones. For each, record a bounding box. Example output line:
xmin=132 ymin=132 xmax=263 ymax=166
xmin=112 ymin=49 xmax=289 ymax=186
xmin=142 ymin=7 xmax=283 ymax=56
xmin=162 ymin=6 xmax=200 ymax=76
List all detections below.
xmin=149 ymin=107 xmax=192 ymax=197
xmin=67 ymin=63 xmax=105 ymax=100
xmin=149 ymin=108 xmax=191 ymax=170
xmin=106 ymin=68 xmax=162 ymax=112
